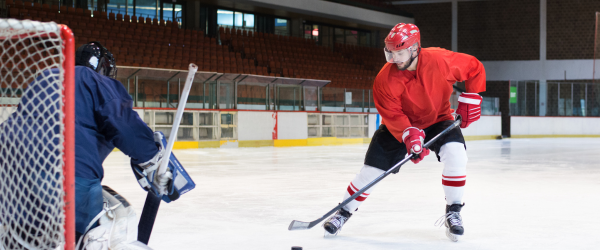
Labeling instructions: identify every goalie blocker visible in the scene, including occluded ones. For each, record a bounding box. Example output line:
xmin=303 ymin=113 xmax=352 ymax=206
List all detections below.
xmin=130 ymin=131 xmax=195 ymax=203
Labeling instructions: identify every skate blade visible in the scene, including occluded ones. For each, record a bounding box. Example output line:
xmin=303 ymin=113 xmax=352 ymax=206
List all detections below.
xmin=445 ymin=228 xmax=460 ymax=242
xmin=323 ymin=230 xmax=338 ymax=238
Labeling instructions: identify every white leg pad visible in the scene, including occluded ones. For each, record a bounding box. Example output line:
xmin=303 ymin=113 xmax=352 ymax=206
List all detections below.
xmin=342 ymin=165 xmax=385 ymax=212
xmin=439 ymin=142 xmax=468 ymax=205
xmin=80 ymin=189 xmax=153 ymax=250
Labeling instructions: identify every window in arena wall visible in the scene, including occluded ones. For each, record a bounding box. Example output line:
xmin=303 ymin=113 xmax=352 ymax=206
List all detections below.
xmin=135 ymin=0 xmax=158 ymax=22
xmin=106 ymin=0 xmax=131 ymax=17
xmin=162 ymin=3 xmax=183 ymax=26
xmin=345 ymin=30 xmax=358 ymax=46
xmin=143 ymin=110 xmax=220 ymax=141
xmin=85 ymin=0 xmax=107 ymax=14
xmin=218 ymin=9 xmax=256 ymax=31
xmin=220 ymin=111 xmax=238 ymax=140
xmin=307 ymin=114 xmax=321 ymax=137
xmin=217 ymin=10 xmax=234 ymax=27
xmin=308 ymin=114 xmax=368 ymax=138
xmin=245 ymin=14 xmax=256 ymax=29
xmin=309 ymin=24 xmax=372 ymax=47
xmin=334 ymin=28 xmax=344 ymax=44
xmin=304 ymin=24 xmax=318 ymax=41
xmin=358 ymin=31 xmax=371 ymax=47
xmin=275 ymin=18 xmax=289 ymax=36
xmin=199 ymin=112 xmax=219 ymax=140
xmin=234 ymin=12 xmax=244 ymax=27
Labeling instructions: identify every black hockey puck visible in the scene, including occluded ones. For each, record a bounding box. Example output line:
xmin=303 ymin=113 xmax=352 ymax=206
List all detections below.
xmin=291 ymin=247 xmax=302 ymax=250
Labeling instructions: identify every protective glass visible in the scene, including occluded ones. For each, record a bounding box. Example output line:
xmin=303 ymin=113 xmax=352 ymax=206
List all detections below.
xmin=384 ymin=47 xmax=413 ymax=64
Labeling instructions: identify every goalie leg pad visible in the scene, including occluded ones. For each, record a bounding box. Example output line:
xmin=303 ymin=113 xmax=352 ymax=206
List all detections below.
xmin=79 ymin=186 xmax=153 ymax=250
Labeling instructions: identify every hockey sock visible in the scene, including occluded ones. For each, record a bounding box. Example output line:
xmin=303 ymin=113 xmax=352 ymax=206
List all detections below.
xmin=342 ymin=165 xmax=385 ymax=212
xmin=439 ymin=142 xmax=468 ymax=205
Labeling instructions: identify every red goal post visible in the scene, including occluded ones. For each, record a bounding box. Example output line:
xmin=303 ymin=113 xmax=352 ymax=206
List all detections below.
xmin=0 ymin=19 xmax=75 ymax=250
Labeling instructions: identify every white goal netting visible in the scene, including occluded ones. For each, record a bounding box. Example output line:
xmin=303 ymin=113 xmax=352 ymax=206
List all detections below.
xmin=0 ymin=19 xmax=68 ymax=249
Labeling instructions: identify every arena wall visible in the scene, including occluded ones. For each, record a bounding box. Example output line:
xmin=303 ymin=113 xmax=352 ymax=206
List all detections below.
xmin=0 ymin=107 xmax=16 ymax=124
xmin=245 ymin=0 xmax=414 ymax=28
xmin=510 ymin=116 xmax=600 ymax=138
xmin=461 ymin=115 xmax=502 ymax=140
xmin=237 ymin=111 xmax=276 ymax=147
xmin=129 ymin=108 xmax=507 ymax=149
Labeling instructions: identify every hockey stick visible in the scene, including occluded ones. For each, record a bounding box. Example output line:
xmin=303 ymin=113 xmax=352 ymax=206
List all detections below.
xmin=158 ymin=64 xmax=198 ymax=177
xmin=138 ymin=192 xmax=161 ymax=244
xmin=138 ymin=63 xmax=198 ymax=244
xmin=288 ymin=116 xmax=462 ymax=231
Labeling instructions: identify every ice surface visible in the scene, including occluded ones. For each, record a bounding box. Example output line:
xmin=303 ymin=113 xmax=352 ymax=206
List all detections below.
xmin=102 ymin=138 xmax=600 ymax=250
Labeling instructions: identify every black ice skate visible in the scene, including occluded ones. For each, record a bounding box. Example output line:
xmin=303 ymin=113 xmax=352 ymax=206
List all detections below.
xmin=323 ymin=208 xmax=352 ymax=236
xmin=435 ymin=203 xmax=465 ymax=242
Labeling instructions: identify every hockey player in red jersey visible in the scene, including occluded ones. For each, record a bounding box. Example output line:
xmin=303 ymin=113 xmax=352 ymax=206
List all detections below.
xmin=322 ymin=23 xmax=486 ymax=242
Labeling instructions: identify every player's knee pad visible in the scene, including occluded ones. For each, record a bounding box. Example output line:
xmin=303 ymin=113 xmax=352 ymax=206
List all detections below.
xmin=79 ymin=186 xmax=152 ymax=250
xmin=439 ymin=142 xmax=468 ymax=176
xmin=354 ymin=165 xmax=385 ymax=185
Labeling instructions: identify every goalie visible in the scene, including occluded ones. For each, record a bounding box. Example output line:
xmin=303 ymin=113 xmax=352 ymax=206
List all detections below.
xmin=69 ymin=42 xmax=168 ymax=248
xmin=71 ymin=42 xmax=196 ymax=249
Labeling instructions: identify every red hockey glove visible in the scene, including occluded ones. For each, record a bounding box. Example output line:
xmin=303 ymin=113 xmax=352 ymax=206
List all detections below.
xmin=402 ymin=127 xmax=430 ymax=164
xmin=456 ymin=93 xmax=483 ymax=128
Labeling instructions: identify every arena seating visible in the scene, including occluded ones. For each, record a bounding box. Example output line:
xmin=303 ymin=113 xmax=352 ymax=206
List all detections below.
xmin=4 ymin=0 xmax=384 ymax=90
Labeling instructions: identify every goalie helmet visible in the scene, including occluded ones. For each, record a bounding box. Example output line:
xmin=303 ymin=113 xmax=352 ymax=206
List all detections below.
xmin=75 ymin=41 xmax=117 ymax=78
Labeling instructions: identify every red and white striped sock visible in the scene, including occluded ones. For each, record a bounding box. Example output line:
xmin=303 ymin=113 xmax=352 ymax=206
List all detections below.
xmin=443 ymin=175 xmax=466 ymax=205
xmin=439 ymin=142 xmax=468 ymax=205
xmin=342 ymin=165 xmax=384 ymax=212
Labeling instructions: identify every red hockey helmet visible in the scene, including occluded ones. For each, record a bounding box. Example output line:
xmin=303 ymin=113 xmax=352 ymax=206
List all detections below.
xmin=384 ymin=23 xmax=421 ymax=63
xmin=385 ymin=23 xmax=420 ymax=51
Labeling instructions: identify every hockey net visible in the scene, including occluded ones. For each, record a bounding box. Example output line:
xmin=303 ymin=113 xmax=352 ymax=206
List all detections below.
xmin=0 ymin=19 xmax=74 ymax=249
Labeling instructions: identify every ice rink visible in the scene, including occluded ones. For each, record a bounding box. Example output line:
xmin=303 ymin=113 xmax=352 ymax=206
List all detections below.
xmin=102 ymin=138 xmax=600 ymax=250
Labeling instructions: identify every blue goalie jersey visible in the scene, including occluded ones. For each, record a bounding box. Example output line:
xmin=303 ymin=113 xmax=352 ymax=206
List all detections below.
xmin=1 ymin=66 xmax=159 ymax=234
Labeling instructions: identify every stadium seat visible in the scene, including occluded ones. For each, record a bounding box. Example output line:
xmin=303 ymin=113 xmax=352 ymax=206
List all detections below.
xmin=15 ymin=1 xmax=380 ymax=87
xmin=8 ymin=8 xmax=19 ymax=18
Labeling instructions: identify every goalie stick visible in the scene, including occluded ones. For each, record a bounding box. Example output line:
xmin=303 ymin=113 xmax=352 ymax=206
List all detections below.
xmin=138 ymin=63 xmax=198 ymax=244
xmin=288 ymin=115 xmax=462 ymax=231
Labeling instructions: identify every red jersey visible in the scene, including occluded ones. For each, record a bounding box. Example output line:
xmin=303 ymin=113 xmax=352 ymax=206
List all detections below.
xmin=373 ymin=47 xmax=486 ymax=142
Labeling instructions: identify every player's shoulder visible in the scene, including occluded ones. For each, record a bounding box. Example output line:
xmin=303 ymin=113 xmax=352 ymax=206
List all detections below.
xmin=75 ymin=66 xmax=119 ymax=86
xmin=375 ymin=63 xmax=397 ymax=85
xmin=75 ymin=66 xmax=101 ymax=85
xmin=75 ymin=66 xmax=129 ymax=99
xmin=421 ymin=47 xmax=454 ymax=59
xmin=75 ymin=65 xmax=98 ymax=76
xmin=421 ymin=47 xmax=461 ymax=69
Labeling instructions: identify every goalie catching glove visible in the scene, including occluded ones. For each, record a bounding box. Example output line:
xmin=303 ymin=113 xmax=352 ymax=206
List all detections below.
xmin=130 ymin=131 xmax=196 ymax=203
